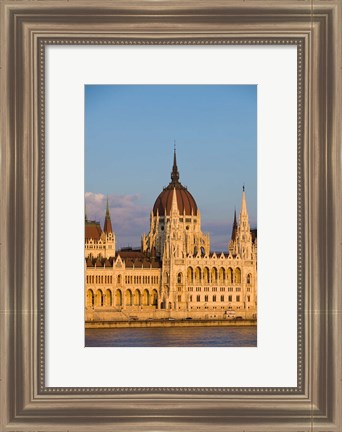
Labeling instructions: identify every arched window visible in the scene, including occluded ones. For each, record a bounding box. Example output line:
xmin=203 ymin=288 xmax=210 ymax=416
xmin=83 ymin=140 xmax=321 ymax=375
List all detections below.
xmin=195 ymin=267 xmax=201 ymax=283
xmin=96 ymin=290 xmax=103 ymax=307
xmin=211 ymin=267 xmax=218 ymax=283
xmin=105 ymin=289 xmax=112 ymax=307
xmin=187 ymin=267 xmax=194 ymax=284
xmin=117 ymin=274 xmax=121 ymax=285
xmin=86 ymin=289 xmax=94 ymax=307
xmin=219 ymin=267 xmax=225 ymax=283
xmin=227 ymin=267 xmax=233 ymax=284
xmin=125 ymin=289 xmax=132 ymax=306
xmin=151 ymin=289 xmax=158 ymax=306
xmin=115 ymin=289 xmax=122 ymax=306
xmin=134 ymin=289 xmax=141 ymax=306
xmin=142 ymin=289 xmax=150 ymax=306
xmin=203 ymin=267 xmax=210 ymax=283
xmin=247 ymin=273 xmax=252 ymax=284
xmin=177 ymin=272 xmax=183 ymax=284
xmin=235 ymin=268 xmax=241 ymax=284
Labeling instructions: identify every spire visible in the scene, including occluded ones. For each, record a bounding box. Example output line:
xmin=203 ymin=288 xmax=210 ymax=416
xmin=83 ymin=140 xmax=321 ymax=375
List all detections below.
xmin=105 ymin=195 xmax=110 ymax=217
xmin=171 ymin=144 xmax=180 ymax=184
xmin=103 ymin=195 xmax=113 ymax=233
xmin=241 ymin=185 xmax=247 ymax=216
xmin=231 ymin=208 xmax=238 ymax=241
xmin=170 ymin=186 xmax=179 ymax=215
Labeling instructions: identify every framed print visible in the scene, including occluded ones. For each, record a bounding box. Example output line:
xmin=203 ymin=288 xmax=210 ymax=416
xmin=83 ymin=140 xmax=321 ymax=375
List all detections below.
xmin=1 ymin=0 xmax=341 ymax=431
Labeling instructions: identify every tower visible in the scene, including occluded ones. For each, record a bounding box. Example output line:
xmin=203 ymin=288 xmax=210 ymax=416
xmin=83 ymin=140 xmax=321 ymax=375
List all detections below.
xmin=141 ymin=148 xmax=210 ymax=259
xmin=103 ymin=196 xmax=116 ymax=257
xmin=235 ymin=186 xmax=253 ymax=259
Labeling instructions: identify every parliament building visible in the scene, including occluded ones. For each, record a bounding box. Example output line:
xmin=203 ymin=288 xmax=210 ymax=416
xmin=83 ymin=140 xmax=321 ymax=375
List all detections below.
xmin=85 ymin=151 xmax=257 ymax=321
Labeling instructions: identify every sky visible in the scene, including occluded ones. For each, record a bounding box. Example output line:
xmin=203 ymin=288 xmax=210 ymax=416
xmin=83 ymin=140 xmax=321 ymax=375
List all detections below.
xmin=85 ymin=85 xmax=257 ymax=251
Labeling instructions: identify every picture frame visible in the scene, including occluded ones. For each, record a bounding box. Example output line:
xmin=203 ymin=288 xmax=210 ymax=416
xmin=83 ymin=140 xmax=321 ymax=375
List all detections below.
xmin=1 ymin=0 xmax=341 ymax=430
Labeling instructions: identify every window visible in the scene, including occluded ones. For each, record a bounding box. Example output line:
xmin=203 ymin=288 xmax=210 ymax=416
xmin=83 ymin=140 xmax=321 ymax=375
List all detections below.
xmin=220 ymin=287 xmax=225 ymax=292
xmin=190 ymin=295 xmax=193 ymax=302
xmin=247 ymin=296 xmax=251 ymax=302
xmin=236 ymin=287 xmax=241 ymax=292
xmin=228 ymin=287 xmax=233 ymax=292
xmin=235 ymin=268 xmax=241 ymax=284
xmin=236 ymin=296 xmax=240 ymax=302
xmin=247 ymin=287 xmax=251 ymax=292
xmin=220 ymin=295 xmax=224 ymax=302
xmin=228 ymin=295 xmax=232 ymax=302
xmin=178 ymin=295 xmax=181 ymax=302
xmin=212 ymin=287 xmax=217 ymax=292
xmin=205 ymin=295 xmax=208 ymax=302
xmin=196 ymin=295 xmax=200 ymax=302
xmin=213 ymin=295 xmax=216 ymax=302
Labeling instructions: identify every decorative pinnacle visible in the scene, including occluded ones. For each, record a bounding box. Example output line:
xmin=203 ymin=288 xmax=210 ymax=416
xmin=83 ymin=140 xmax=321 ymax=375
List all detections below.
xmin=171 ymin=144 xmax=180 ymax=184
xmin=106 ymin=195 xmax=110 ymax=216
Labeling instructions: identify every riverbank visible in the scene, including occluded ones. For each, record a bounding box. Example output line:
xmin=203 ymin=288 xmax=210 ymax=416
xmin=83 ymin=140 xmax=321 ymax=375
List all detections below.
xmin=85 ymin=319 xmax=257 ymax=329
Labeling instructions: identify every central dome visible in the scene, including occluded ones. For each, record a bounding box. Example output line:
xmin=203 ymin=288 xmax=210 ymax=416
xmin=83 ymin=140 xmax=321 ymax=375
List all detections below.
xmin=153 ymin=150 xmax=198 ymax=216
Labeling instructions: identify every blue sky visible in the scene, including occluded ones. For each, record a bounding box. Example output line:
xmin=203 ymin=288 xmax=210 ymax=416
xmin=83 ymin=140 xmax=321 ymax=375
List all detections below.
xmin=85 ymin=85 xmax=257 ymax=251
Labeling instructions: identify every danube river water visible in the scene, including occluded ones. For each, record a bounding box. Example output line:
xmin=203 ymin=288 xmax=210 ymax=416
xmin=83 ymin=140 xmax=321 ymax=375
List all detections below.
xmin=85 ymin=326 xmax=257 ymax=347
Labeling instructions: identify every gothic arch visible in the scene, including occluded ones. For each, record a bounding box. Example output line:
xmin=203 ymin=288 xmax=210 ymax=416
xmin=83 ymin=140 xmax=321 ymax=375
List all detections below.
xmin=211 ymin=267 xmax=218 ymax=283
xmin=203 ymin=267 xmax=210 ymax=283
xmin=125 ymin=289 xmax=132 ymax=306
xmin=86 ymin=289 xmax=94 ymax=308
xmin=219 ymin=267 xmax=226 ymax=283
xmin=151 ymin=289 xmax=158 ymax=306
xmin=227 ymin=267 xmax=234 ymax=284
xmin=105 ymin=289 xmax=112 ymax=307
xmin=187 ymin=267 xmax=194 ymax=284
xmin=96 ymin=289 xmax=104 ymax=307
xmin=115 ymin=289 xmax=122 ymax=306
xmin=235 ymin=267 xmax=241 ymax=284
xmin=195 ymin=267 xmax=202 ymax=283
xmin=247 ymin=273 xmax=252 ymax=284
xmin=134 ymin=289 xmax=141 ymax=306
xmin=142 ymin=289 xmax=150 ymax=306
xmin=177 ymin=272 xmax=183 ymax=284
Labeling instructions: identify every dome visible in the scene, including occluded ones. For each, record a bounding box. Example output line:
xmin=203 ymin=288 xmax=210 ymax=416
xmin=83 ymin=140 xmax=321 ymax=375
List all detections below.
xmin=152 ymin=150 xmax=198 ymax=216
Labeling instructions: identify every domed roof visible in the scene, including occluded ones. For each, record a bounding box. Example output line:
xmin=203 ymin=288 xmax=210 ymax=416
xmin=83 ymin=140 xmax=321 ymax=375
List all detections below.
xmin=153 ymin=150 xmax=198 ymax=216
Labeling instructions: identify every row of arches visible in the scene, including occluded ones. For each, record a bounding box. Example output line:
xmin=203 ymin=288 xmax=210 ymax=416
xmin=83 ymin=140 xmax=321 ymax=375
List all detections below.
xmin=185 ymin=267 xmax=252 ymax=285
xmin=86 ymin=288 xmax=158 ymax=308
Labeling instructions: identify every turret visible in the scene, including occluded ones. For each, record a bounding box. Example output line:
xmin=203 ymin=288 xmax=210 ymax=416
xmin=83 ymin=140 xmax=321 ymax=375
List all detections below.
xmin=103 ymin=196 xmax=113 ymax=234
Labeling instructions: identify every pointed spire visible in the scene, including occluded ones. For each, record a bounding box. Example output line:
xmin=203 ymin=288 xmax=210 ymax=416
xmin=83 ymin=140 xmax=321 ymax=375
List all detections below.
xmin=231 ymin=208 xmax=238 ymax=241
xmin=241 ymin=185 xmax=247 ymax=215
xmin=170 ymin=187 xmax=179 ymax=215
xmin=171 ymin=144 xmax=180 ymax=184
xmin=103 ymin=195 xmax=113 ymax=233
xmin=105 ymin=195 xmax=110 ymax=216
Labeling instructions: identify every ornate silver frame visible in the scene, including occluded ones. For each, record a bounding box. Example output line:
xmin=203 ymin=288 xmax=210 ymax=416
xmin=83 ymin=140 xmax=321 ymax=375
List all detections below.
xmin=1 ymin=1 xmax=341 ymax=430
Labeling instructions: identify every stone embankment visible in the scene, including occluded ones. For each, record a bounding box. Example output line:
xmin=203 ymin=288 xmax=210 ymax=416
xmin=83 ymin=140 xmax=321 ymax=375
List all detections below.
xmin=86 ymin=319 xmax=257 ymax=329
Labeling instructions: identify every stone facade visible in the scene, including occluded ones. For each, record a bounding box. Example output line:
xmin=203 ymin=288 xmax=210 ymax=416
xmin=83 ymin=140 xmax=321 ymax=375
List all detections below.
xmin=85 ymin=151 xmax=257 ymax=321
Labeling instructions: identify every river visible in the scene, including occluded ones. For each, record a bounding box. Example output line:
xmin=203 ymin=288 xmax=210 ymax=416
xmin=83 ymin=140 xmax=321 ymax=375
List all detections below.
xmin=85 ymin=326 xmax=257 ymax=347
